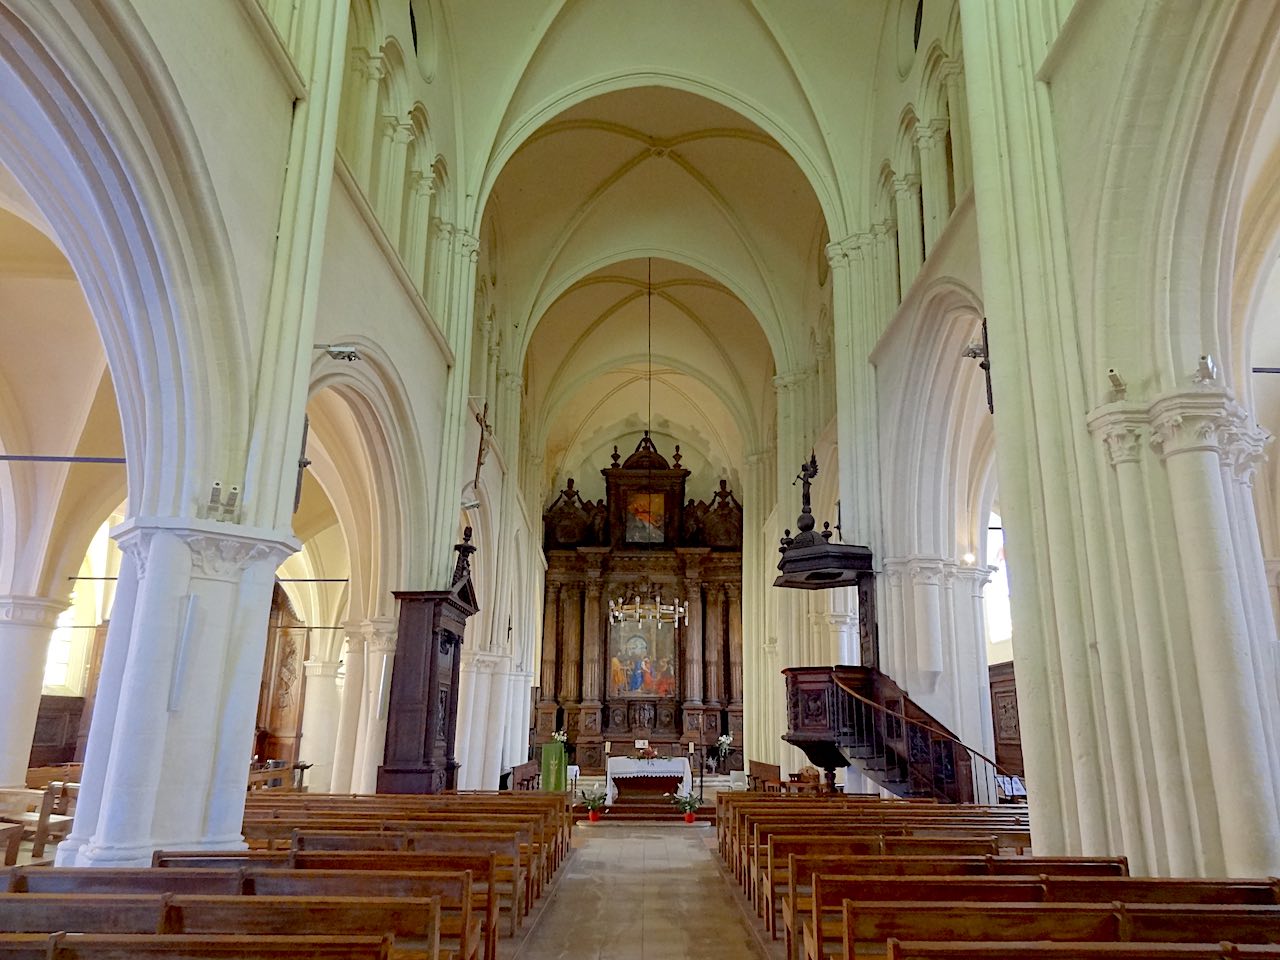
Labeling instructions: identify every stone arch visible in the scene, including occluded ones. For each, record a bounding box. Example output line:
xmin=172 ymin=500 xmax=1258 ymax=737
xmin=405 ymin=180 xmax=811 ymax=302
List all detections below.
xmin=1092 ymin=0 xmax=1280 ymax=396
xmin=0 ymin=0 xmax=251 ymax=522
xmin=307 ymin=336 xmax=432 ymax=616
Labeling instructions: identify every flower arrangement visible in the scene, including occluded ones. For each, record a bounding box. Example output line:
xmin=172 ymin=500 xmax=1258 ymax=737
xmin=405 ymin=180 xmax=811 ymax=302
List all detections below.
xmin=579 ymin=787 xmax=607 ymax=811
xmin=551 ymin=730 xmax=567 ymax=743
xmin=713 ymin=733 xmax=733 ymax=760
xmin=665 ymin=791 xmax=701 ymax=814
xmin=637 ymin=745 xmax=659 ymax=760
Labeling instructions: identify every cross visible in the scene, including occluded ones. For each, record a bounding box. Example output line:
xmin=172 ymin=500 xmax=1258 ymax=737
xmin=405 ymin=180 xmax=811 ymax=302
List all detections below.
xmin=472 ymin=401 xmax=494 ymax=492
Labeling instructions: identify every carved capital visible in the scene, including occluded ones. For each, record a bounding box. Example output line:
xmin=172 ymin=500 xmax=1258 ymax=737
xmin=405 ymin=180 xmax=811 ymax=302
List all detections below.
xmin=892 ymin=173 xmax=921 ymax=196
xmin=1087 ymin=405 xmax=1148 ymax=466
xmin=455 ymin=231 xmax=480 ymax=263
xmin=906 ymin=557 xmax=947 ymax=587
xmin=1221 ymin=419 xmax=1272 ymax=486
xmin=0 ymin=595 xmax=66 ymax=629
xmin=363 ymin=616 xmax=398 ymax=655
xmin=183 ymin=533 xmax=287 ymax=582
xmin=1148 ymin=390 xmax=1244 ymax=461
xmin=354 ymin=50 xmax=385 ymax=82
xmin=914 ymin=118 xmax=950 ymax=148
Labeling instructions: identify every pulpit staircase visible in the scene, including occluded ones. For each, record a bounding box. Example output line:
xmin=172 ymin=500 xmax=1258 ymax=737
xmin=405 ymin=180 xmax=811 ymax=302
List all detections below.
xmin=783 ymin=665 xmax=1010 ymax=804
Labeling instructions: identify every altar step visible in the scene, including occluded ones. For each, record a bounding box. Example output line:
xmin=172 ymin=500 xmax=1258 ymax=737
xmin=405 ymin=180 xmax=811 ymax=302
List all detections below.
xmin=576 ymin=798 xmax=716 ymax=825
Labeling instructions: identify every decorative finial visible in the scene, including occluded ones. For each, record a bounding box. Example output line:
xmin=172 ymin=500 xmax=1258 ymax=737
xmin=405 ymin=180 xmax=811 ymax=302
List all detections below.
xmin=611 ymin=445 xmax=621 ymax=467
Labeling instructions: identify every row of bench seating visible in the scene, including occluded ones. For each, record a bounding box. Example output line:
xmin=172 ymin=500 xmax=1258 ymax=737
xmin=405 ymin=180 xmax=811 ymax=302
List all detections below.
xmin=715 ymin=791 xmax=1280 ymax=960
xmin=0 ymin=789 xmax=573 ymax=960
xmin=0 ymin=782 xmax=77 ymax=863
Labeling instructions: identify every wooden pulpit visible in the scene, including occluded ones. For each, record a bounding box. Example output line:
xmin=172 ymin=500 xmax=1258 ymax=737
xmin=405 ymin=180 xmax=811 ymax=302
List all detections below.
xmin=378 ymin=531 xmax=478 ymax=794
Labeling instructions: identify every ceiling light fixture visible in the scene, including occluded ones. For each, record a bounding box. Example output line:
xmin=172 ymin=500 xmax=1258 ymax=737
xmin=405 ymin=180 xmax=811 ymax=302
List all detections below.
xmin=608 ymin=258 xmax=689 ymax=628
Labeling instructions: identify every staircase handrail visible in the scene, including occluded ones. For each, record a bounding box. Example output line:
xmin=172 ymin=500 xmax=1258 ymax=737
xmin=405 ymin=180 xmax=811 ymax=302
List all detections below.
xmin=832 ymin=672 xmax=1016 ymax=778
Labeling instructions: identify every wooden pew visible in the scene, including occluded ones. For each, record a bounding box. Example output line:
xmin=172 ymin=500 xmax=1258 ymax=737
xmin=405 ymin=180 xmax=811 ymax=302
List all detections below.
xmin=0 ymin=825 xmax=21 ymax=868
xmin=885 ymin=942 xmax=1280 ymax=960
xmin=749 ymin=761 xmax=784 ymax=792
xmin=820 ymin=898 xmax=1280 ymax=960
xmin=24 ymin=766 xmax=82 ymax=790
xmin=8 ymin=867 xmax=245 ymax=895
xmin=0 ymin=892 xmax=441 ymax=959
xmin=0 ymin=932 xmax=392 ymax=960
xmin=0 ymin=788 xmax=72 ymax=862
xmin=508 ymin=761 xmax=539 ymax=790
xmin=779 ymin=855 xmax=1130 ymax=960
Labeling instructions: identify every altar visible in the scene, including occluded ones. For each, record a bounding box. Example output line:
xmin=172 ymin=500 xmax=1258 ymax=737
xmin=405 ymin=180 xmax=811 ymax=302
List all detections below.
xmin=605 ymin=756 xmax=693 ymax=803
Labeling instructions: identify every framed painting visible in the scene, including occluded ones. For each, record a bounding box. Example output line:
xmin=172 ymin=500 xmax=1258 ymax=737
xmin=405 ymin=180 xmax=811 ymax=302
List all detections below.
xmin=625 ymin=491 xmax=665 ymax=543
xmin=607 ymin=619 xmax=678 ymax=698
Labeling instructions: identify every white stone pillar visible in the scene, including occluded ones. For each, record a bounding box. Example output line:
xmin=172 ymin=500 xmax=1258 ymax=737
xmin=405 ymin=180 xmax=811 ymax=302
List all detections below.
xmin=73 ymin=520 xmax=294 ymax=866
xmin=354 ymin=617 xmax=396 ymax=794
xmin=377 ymin=119 xmax=413 ymax=247
xmin=329 ymin=622 xmax=364 ymax=793
xmin=1150 ymin=392 xmax=1280 ymax=875
xmin=907 ymin=558 xmax=945 ymax=691
xmin=0 ymin=596 xmax=65 ymax=787
xmin=349 ymin=52 xmax=384 ymax=188
xmin=299 ymin=658 xmax=341 ymax=792
xmin=453 ymin=653 xmax=480 ymax=788
xmin=56 ymin=553 xmax=138 ymax=865
xmin=482 ymin=657 xmax=513 ymax=790
xmin=893 ymin=174 xmax=925 ymax=292
xmin=942 ymin=64 xmax=973 ymax=197
xmin=916 ymin=119 xmax=953 ymax=251
xmin=405 ymin=170 xmax=435 ymax=289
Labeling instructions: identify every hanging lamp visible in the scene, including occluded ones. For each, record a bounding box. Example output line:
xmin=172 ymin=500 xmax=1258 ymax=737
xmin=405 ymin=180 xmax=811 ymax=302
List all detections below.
xmin=608 ymin=258 xmax=689 ymax=628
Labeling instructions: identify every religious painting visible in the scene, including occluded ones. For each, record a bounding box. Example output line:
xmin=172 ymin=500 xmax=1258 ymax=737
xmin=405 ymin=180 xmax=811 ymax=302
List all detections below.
xmin=607 ymin=619 xmax=677 ymax=698
xmin=625 ymin=491 xmax=665 ymax=543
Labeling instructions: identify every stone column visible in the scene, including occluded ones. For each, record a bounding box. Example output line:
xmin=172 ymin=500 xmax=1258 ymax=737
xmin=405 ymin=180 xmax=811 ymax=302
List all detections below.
xmin=726 ymin=583 xmax=743 ymax=706
xmin=73 ymin=520 xmax=294 ymax=867
xmin=481 ymin=656 xmax=513 ymax=789
xmin=703 ymin=583 xmax=725 ymax=707
xmin=1090 ymin=412 xmax=1197 ymax=876
xmin=329 ymin=622 xmax=365 ymax=793
xmin=375 ymin=118 xmax=412 ymax=241
xmin=350 ymin=51 xmax=384 ymax=186
xmin=916 ymin=118 xmax=953 ymax=251
xmin=404 ymin=170 xmax=435 ymax=286
xmin=56 ymin=553 xmax=138 ymax=865
xmin=893 ymin=174 xmax=925 ymax=292
xmin=907 ymin=558 xmax=946 ymax=691
xmin=298 ymin=658 xmax=341 ymax=792
xmin=354 ymin=617 xmax=396 ymax=794
xmin=1150 ymin=393 xmax=1280 ymax=875
xmin=557 ymin=585 xmax=581 ymax=702
xmin=942 ymin=63 xmax=973 ymax=196
xmin=0 ymin=596 xmax=65 ymax=787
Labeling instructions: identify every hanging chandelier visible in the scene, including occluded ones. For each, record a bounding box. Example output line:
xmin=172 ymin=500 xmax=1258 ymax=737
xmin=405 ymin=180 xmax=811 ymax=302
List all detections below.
xmin=609 ymin=592 xmax=689 ymax=628
xmin=607 ymin=259 xmax=688 ymax=629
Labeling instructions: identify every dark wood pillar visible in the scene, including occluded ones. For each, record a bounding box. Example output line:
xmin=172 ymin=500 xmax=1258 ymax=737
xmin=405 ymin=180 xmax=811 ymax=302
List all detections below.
xmin=726 ymin=583 xmax=743 ymax=706
xmin=704 ymin=582 xmax=725 ymax=707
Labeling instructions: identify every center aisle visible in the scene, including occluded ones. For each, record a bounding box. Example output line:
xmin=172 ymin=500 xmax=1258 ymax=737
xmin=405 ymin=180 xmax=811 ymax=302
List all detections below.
xmin=506 ymin=823 xmax=770 ymax=960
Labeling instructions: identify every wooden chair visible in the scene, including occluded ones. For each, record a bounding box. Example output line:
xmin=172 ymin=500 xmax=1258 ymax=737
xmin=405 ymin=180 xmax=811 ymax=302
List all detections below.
xmin=0 ymin=789 xmax=73 ymax=861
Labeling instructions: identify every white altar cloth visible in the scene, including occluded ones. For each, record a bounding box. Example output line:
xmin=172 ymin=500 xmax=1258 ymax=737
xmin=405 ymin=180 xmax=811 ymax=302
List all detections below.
xmin=605 ymin=756 xmax=693 ymax=804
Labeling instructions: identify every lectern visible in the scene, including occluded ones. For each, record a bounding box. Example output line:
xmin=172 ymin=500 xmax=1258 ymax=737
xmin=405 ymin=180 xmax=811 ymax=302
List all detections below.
xmin=378 ymin=531 xmax=478 ymax=793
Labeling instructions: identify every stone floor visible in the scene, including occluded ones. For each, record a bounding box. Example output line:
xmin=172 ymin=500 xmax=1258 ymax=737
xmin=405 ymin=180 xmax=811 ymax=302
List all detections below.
xmin=504 ymin=822 xmax=774 ymax=960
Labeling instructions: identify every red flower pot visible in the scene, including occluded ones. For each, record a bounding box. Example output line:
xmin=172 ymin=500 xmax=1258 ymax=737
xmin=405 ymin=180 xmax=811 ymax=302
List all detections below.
xmin=588 ymin=809 xmax=601 ymax=822
xmin=683 ymin=811 xmax=696 ymax=823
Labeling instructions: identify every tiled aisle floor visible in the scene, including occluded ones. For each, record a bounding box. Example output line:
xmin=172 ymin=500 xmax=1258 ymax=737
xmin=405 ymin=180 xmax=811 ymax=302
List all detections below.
xmin=508 ymin=823 xmax=770 ymax=960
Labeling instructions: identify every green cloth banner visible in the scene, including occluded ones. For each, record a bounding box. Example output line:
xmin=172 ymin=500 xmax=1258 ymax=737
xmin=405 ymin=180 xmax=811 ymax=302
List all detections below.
xmin=541 ymin=740 xmax=567 ymax=792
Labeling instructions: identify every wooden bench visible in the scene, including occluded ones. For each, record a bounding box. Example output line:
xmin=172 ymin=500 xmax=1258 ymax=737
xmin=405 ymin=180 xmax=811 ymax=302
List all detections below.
xmin=779 ymin=855 xmax=1130 ymax=960
xmin=24 ymin=766 xmax=82 ymax=790
xmin=885 ymin=942 xmax=1280 ymax=960
xmin=0 ymin=892 xmax=441 ymax=959
xmin=0 ymin=932 xmax=392 ymax=960
xmin=508 ymin=761 xmax=539 ymax=790
xmin=819 ymin=898 xmax=1280 ymax=960
xmin=0 ymin=788 xmax=72 ymax=861
xmin=748 ymin=760 xmax=784 ymax=792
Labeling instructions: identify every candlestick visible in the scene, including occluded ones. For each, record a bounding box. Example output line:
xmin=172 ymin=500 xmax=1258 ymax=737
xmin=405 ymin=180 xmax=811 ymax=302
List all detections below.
xmin=688 ymin=740 xmax=695 ymax=755
xmin=604 ymin=741 xmax=611 ymax=754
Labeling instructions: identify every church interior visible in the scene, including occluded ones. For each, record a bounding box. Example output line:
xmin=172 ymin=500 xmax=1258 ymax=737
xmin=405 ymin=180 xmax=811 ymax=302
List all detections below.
xmin=3 ymin=0 xmax=1280 ymax=957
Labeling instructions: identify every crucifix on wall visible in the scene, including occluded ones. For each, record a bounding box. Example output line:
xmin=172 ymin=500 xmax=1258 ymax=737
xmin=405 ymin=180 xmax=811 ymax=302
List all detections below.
xmin=471 ymin=401 xmax=494 ymax=493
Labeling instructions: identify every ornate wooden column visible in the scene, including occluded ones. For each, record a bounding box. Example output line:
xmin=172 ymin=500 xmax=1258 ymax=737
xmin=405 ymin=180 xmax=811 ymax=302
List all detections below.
xmin=726 ymin=582 xmax=743 ymax=706
xmin=558 ymin=584 xmax=582 ymax=704
xmin=578 ymin=548 xmax=608 ymax=763
xmin=704 ymin=582 xmax=725 ymax=709
xmin=536 ymin=580 xmax=560 ymax=737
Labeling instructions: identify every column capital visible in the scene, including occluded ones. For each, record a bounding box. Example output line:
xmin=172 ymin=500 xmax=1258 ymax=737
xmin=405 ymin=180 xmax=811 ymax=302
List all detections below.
xmin=892 ymin=173 xmax=922 ymax=195
xmin=915 ymin=118 xmax=950 ymax=147
xmin=906 ymin=556 xmax=948 ymax=586
xmin=1148 ymin=389 xmax=1248 ymax=460
xmin=363 ymin=616 xmax=397 ymax=655
xmin=1086 ymin=404 xmax=1149 ymax=465
xmin=112 ymin=517 xmax=297 ymax=584
xmin=773 ymin=369 xmax=813 ymax=391
xmin=455 ymin=231 xmax=480 ymax=263
xmin=724 ymin=582 xmax=741 ymax=601
xmin=303 ymin=659 xmax=342 ymax=679
xmin=0 ymin=595 xmax=66 ymax=628
xmin=354 ymin=49 xmax=385 ymax=82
